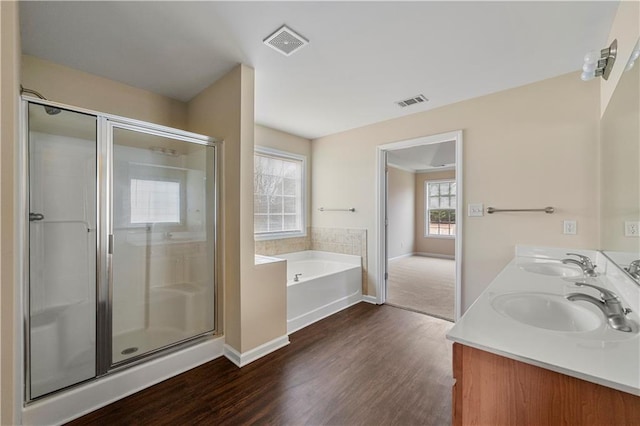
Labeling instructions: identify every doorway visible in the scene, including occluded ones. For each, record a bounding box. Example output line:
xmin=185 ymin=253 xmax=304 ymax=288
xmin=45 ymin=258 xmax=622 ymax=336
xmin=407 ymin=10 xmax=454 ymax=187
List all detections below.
xmin=376 ymin=131 xmax=462 ymax=321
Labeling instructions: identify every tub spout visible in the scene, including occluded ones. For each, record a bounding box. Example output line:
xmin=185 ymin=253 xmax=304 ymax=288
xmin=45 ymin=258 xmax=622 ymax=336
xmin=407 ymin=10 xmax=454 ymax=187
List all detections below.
xmin=294 ymin=273 xmax=302 ymax=282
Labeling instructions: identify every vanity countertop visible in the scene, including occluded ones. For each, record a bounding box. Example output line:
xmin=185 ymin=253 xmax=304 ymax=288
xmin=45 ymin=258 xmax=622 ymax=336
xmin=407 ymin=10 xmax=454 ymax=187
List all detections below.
xmin=447 ymin=246 xmax=640 ymax=396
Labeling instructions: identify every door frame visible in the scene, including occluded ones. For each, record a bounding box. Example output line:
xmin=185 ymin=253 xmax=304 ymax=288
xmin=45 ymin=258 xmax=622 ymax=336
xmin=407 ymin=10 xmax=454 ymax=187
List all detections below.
xmin=375 ymin=130 xmax=463 ymax=321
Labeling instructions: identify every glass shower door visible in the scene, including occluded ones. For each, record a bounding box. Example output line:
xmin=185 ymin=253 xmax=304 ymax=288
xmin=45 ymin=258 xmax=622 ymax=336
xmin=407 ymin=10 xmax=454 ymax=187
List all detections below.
xmin=28 ymin=103 xmax=97 ymax=399
xmin=110 ymin=124 xmax=216 ymax=365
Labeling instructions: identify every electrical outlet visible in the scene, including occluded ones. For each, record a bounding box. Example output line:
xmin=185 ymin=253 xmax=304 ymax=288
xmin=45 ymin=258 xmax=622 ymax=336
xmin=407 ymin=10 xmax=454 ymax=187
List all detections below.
xmin=625 ymin=221 xmax=640 ymax=237
xmin=468 ymin=203 xmax=484 ymax=217
xmin=563 ymin=220 xmax=577 ymax=235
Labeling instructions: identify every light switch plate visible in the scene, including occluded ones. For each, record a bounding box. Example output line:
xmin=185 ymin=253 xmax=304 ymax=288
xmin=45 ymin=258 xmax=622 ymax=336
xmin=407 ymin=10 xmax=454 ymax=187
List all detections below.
xmin=563 ymin=220 xmax=577 ymax=235
xmin=468 ymin=203 xmax=484 ymax=217
xmin=625 ymin=221 xmax=640 ymax=237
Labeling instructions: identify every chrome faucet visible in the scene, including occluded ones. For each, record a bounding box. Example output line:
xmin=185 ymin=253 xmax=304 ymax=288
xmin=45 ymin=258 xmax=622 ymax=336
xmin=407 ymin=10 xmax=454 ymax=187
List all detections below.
xmin=562 ymin=253 xmax=598 ymax=277
xmin=294 ymin=273 xmax=302 ymax=282
xmin=566 ymin=282 xmax=633 ymax=332
xmin=624 ymin=260 xmax=640 ymax=281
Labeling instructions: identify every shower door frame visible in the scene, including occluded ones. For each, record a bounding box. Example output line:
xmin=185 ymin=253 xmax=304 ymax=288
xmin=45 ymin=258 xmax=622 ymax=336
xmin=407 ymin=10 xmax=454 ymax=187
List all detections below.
xmin=20 ymin=96 xmax=220 ymax=403
xmin=102 ymin=119 xmax=220 ymax=373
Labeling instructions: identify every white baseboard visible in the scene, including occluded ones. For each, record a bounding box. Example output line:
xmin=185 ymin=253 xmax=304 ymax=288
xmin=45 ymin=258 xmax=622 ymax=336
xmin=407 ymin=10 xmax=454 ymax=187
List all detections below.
xmin=388 ymin=252 xmax=415 ymax=261
xmin=362 ymin=295 xmax=378 ymax=304
xmin=22 ymin=336 xmax=225 ymax=426
xmin=414 ymin=252 xmax=455 ymax=260
xmin=287 ymin=291 xmax=362 ymax=335
xmin=224 ymin=335 xmax=289 ymax=368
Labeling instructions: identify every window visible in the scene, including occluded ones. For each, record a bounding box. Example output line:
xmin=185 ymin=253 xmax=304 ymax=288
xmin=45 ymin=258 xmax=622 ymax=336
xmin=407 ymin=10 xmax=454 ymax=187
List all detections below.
xmin=425 ymin=180 xmax=456 ymax=237
xmin=254 ymin=147 xmax=306 ymax=240
xmin=130 ymin=178 xmax=181 ymax=224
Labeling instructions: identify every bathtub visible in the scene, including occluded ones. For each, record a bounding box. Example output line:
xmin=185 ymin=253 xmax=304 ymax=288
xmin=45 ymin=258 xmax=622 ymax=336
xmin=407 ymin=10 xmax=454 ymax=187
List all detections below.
xmin=276 ymin=251 xmax=362 ymax=334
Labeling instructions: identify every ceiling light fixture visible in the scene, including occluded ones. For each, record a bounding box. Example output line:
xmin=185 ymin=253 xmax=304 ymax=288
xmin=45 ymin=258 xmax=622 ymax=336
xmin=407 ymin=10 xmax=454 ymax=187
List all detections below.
xmin=581 ymin=39 xmax=617 ymax=81
xmin=263 ymin=25 xmax=309 ymax=57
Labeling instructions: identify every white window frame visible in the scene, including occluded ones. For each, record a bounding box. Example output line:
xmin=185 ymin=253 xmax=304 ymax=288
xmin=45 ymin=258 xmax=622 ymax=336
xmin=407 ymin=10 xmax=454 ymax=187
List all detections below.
xmin=254 ymin=146 xmax=307 ymax=241
xmin=122 ymin=162 xmax=188 ymax=229
xmin=130 ymin=177 xmax=182 ymax=225
xmin=424 ymin=179 xmax=456 ymax=239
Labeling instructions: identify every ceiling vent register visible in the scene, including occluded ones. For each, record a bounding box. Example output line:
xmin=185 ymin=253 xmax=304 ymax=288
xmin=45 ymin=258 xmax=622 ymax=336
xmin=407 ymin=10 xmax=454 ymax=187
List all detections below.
xmin=263 ymin=25 xmax=309 ymax=56
xmin=396 ymin=94 xmax=428 ymax=108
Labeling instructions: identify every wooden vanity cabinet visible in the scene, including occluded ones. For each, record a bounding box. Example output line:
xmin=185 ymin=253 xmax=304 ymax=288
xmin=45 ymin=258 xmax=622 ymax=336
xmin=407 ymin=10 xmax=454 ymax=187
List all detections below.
xmin=452 ymin=343 xmax=640 ymax=426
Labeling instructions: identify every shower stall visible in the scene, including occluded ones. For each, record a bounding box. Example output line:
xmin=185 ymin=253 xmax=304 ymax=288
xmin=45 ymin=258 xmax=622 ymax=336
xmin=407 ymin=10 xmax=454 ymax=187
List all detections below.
xmin=22 ymin=97 xmax=218 ymax=402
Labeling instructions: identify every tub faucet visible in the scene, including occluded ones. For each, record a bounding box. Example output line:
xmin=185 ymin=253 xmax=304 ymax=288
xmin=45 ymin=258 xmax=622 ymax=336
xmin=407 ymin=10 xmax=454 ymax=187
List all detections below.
xmin=566 ymin=282 xmax=633 ymax=332
xmin=624 ymin=260 xmax=640 ymax=281
xmin=294 ymin=273 xmax=302 ymax=282
xmin=562 ymin=253 xmax=598 ymax=277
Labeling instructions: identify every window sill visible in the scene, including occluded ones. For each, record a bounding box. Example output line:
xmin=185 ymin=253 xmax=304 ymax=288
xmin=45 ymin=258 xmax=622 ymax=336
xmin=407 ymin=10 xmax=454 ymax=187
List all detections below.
xmin=255 ymin=231 xmax=307 ymax=241
xmin=423 ymin=234 xmax=455 ymax=240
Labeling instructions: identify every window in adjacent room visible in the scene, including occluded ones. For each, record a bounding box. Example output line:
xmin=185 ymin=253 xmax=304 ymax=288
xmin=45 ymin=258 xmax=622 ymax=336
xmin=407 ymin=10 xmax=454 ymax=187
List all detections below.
xmin=425 ymin=180 xmax=456 ymax=237
xmin=254 ymin=147 xmax=306 ymax=240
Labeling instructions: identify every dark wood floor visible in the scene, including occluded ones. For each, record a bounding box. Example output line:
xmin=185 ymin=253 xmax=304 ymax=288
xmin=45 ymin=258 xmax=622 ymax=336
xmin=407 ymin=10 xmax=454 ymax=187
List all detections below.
xmin=69 ymin=303 xmax=454 ymax=425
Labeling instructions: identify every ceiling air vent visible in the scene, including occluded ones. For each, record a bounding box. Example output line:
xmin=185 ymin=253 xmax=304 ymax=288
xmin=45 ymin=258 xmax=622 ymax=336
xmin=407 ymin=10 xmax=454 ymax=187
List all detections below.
xmin=396 ymin=94 xmax=428 ymax=108
xmin=263 ymin=25 xmax=309 ymax=57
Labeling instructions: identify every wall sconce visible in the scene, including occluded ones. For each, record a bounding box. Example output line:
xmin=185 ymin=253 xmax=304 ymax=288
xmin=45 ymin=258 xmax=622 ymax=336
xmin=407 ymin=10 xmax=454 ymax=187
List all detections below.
xmin=581 ymin=39 xmax=617 ymax=81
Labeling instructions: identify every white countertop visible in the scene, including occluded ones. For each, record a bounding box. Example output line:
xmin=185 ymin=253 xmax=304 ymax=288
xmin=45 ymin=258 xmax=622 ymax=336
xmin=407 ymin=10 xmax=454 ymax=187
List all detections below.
xmin=447 ymin=246 xmax=640 ymax=396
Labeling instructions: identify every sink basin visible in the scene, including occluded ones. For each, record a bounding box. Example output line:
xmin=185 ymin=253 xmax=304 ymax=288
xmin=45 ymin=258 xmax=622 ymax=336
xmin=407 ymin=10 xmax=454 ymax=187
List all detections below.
xmin=491 ymin=292 xmax=603 ymax=332
xmin=518 ymin=261 xmax=583 ymax=278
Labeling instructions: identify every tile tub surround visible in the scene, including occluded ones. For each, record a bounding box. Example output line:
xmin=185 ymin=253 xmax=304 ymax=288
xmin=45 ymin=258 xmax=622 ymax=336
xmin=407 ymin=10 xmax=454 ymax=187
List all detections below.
xmin=447 ymin=246 xmax=640 ymax=396
xmin=256 ymin=227 xmax=368 ymax=294
xmin=254 ymin=229 xmax=311 ymax=256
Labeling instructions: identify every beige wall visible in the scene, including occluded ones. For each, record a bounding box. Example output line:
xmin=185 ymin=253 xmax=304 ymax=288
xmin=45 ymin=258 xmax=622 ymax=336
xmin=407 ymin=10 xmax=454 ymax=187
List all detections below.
xmin=187 ymin=66 xmax=243 ymax=350
xmin=600 ymin=53 xmax=640 ymax=253
xmin=415 ymin=170 xmax=456 ymax=257
xmin=255 ymin=124 xmax=311 ymax=157
xmin=312 ymin=72 xmax=600 ymax=310
xmin=188 ymin=66 xmax=286 ymax=353
xmin=1 ymin=1 xmax=20 ymax=423
xmin=22 ymin=55 xmax=188 ymax=129
xmin=600 ymin=1 xmax=640 ymax=116
xmin=387 ymin=166 xmax=415 ymax=259
xmin=241 ymin=71 xmax=286 ymax=351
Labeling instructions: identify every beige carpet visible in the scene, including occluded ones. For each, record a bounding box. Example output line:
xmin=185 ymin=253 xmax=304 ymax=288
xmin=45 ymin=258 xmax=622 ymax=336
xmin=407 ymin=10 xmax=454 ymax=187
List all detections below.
xmin=387 ymin=255 xmax=455 ymax=321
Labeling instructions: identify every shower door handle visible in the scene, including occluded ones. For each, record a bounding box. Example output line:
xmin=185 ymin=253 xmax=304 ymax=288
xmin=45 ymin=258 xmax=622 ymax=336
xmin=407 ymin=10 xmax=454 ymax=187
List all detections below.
xmin=29 ymin=212 xmax=45 ymax=222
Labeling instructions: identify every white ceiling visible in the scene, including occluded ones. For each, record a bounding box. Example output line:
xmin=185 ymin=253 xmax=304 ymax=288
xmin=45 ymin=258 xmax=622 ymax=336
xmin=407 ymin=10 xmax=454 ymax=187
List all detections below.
xmin=388 ymin=140 xmax=456 ymax=172
xmin=20 ymin=1 xmax=618 ymax=139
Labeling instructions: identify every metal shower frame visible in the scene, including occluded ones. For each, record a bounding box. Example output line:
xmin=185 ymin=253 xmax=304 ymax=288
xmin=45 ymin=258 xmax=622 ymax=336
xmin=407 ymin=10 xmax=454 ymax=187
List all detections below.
xmin=19 ymin=96 xmax=221 ymax=403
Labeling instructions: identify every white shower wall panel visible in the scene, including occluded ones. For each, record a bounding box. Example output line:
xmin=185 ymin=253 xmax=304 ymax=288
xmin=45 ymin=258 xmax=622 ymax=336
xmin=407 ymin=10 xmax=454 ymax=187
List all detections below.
xmin=41 ymin=223 xmax=93 ymax=306
xmin=28 ymin=129 xmax=97 ymax=399
xmin=112 ymin=238 xmax=147 ymax=335
xmin=111 ymin=239 xmax=211 ymax=336
xmin=29 ymin=132 xmax=96 ymax=313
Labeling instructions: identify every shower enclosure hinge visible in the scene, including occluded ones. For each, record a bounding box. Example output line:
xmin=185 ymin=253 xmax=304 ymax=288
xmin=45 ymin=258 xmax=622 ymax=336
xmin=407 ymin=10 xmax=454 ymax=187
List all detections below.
xmin=384 ymin=272 xmax=388 ymax=280
xmin=108 ymin=234 xmax=114 ymax=254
